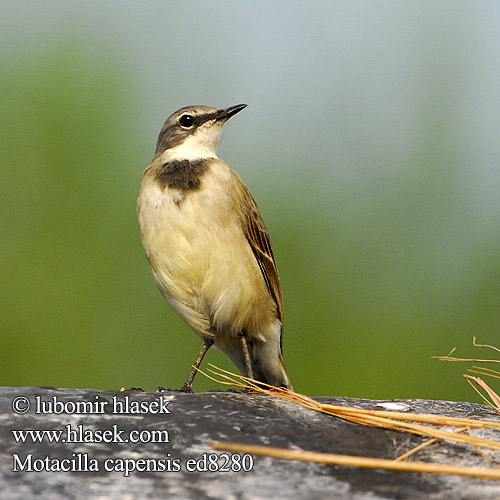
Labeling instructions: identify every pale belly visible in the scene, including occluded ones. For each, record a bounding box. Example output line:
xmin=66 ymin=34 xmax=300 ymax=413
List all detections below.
xmin=137 ymin=173 xmax=276 ymax=343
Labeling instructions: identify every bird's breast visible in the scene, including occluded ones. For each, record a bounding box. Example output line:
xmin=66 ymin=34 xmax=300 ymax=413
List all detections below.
xmin=137 ymin=161 xmax=275 ymax=336
xmin=138 ymin=162 xmax=237 ymax=275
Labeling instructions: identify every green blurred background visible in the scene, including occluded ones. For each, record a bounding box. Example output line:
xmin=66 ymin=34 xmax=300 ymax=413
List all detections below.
xmin=1 ymin=1 xmax=499 ymax=401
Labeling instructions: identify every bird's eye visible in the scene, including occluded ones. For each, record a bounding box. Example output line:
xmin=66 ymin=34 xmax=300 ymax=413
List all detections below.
xmin=179 ymin=114 xmax=194 ymax=128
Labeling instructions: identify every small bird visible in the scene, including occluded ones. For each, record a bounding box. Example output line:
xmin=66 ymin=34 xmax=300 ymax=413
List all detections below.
xmin=137 ymin=104 xmax=291 ymax=391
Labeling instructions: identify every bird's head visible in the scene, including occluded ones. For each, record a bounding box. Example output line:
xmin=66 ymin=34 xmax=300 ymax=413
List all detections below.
xmin=155 ymin=104 xmax=247 ymax=159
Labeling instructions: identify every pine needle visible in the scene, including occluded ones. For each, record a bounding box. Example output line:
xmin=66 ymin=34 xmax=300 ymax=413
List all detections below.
xmin=432 ymin=356 xmax=500 ymax=364
xmin=435 ymin=338 xmax=500 ymax=412
xmin=473 ymin=336 xmax=500 ymax=354
xmin=201 ymin=364 xmax=500 ymax=451
xmin=211 ymin=441 xmax=500 ymax=480
xmin=200 ymin=338 xmax=500 ymax=481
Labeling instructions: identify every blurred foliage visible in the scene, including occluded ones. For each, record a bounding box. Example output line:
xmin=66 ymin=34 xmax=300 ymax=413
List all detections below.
xmin=1 ymin=44 xmax=499 ymax=402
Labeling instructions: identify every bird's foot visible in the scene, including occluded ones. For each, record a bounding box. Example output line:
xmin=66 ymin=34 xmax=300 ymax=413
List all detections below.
xmin=156 ymin=385 xmax=194 ymax=393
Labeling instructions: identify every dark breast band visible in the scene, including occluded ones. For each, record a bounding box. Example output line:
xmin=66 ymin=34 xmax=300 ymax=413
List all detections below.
xmin=155 ymin=159 xmax=209 ymax=192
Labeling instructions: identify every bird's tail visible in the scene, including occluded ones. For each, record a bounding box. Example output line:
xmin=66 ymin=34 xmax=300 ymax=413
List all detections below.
xmin=223 ymin=330 xmax=292 ymax=390
xmin=250 ymin=342 xmax=292 ymax=390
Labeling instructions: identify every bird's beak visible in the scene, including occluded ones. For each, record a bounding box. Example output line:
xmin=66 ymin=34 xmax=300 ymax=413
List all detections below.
xmin=216 ymin=104 xmax=247 ymax=122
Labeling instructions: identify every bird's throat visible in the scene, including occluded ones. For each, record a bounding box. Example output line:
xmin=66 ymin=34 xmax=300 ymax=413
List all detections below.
xmin=155 ymin=158 xmax=210 ymax=192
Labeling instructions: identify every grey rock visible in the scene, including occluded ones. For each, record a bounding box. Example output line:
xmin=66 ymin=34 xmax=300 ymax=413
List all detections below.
xmin=1 ymin=386 xmax=500 ymax=499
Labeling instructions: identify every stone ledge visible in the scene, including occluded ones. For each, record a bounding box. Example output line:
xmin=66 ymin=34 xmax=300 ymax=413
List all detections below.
xmin=1 ymin=386 xmax=500 ymax=499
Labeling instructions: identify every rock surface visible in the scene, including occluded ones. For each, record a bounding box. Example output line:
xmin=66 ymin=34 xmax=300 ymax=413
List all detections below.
xmin=2 ymin=386 xmax=500 ymax=499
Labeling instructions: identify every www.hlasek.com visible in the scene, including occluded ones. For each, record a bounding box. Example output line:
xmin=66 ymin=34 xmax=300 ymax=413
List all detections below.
xmin=10 ymin=394 xmax=254 ymax=476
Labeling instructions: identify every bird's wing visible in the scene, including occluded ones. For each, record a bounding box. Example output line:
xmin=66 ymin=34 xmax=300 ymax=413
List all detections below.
xmin=239 ymin=182 xmax=284 ymax=337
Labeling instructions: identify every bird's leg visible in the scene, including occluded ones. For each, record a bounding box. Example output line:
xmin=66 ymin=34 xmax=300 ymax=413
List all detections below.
xmin=237 ymin=332 xmax=254 ymax=380
xmin=180 ymin=337 xmax=215 ymax=392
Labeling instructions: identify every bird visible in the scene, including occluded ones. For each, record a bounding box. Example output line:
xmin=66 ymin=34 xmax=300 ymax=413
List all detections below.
xmin=137 ymin=104 xmax=291 ymax=391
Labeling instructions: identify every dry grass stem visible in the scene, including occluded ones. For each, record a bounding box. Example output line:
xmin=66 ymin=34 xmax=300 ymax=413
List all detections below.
xmin=432 ymin=356 xmax=500 ymax=364
xmin=201 ymin=364 xmax=500 ymax=453
xmin=465 ymin=375 xmax=500 ymax=411
xmin=473 ymin=337 xmax=500 ymax=354
xmin=393 ymin=438 xmax=438 ymax=461
xmin=467 ymin=368 xmax=500 ymax=380
xmin=211 ymin=441 xmax=500 ymax=480
xmin=201 ymin=364 xmax=500 ymax=478
xmin=434 ymin=338 xmax=500 ymax=412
